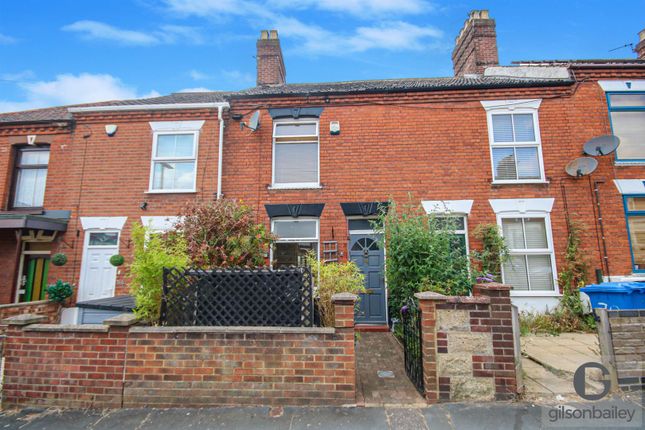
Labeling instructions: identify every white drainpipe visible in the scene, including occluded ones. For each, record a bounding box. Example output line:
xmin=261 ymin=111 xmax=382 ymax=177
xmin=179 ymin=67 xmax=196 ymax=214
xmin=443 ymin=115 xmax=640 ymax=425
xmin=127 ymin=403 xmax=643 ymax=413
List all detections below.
xmin=217 ymin=105 xmax=226 ymax=199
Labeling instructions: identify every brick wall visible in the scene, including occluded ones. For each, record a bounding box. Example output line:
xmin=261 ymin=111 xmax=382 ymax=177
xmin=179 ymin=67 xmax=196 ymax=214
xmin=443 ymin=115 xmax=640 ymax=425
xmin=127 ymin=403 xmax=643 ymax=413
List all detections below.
xmin=597 ymin=309 xmax=645 ymax=392
xmin=1 ymin=294 xmax=357 ymax=408
xmin=0 ymin=300 xmax=60 ymax=325
xmin=416 ymin=283 xmax=517 ymax=403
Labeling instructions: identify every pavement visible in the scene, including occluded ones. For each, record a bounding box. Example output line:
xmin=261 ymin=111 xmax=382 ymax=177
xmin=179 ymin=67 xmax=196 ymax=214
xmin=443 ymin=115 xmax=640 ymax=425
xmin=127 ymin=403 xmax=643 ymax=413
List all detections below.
xmin=521 ymin=333 xmax=603 ymax=401
xmin=0 ymin=394 xmax=642 ymax=430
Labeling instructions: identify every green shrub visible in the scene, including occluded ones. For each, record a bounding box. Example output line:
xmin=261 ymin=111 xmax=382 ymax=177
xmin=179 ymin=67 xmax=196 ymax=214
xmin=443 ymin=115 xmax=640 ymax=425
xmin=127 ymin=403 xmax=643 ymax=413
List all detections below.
xmin=176 ymin=199 xmax=274 ymax=268
xmin=51 ymin=253 xmax=68 ymax=266
xmin=471 ymin=224 xmax=509 ymax=282
xmin=109 ymin=254 xmax=125 ymax=267
xmin=128 ymin=223 xmax=189 ymax=324
xmin=305 ymin=252 xmax=366 ymax=327
xmin=520 ymin=308 xmax=596 ymax=336
xmin=46 ymin=280 xmax=73 ymax=303
xmin=376 ymin=198 xmax=471 ymax=318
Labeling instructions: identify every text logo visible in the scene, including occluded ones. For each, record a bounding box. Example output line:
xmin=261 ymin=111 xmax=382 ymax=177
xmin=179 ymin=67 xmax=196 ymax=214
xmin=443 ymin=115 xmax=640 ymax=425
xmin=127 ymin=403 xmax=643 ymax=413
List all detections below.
xmin=573 ymin=362 xmax=611 ymax=401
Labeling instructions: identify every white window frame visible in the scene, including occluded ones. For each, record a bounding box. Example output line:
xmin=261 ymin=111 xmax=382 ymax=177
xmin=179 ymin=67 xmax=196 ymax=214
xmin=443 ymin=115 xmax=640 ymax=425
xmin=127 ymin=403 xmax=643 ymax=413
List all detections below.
xmin=147 ymin=121 xmax=203 ymax=194
xmin=270 ymin=218 xmax=320 ymax=266
xmin=271 ymin=119 xmax=320 ymax=189
xmin=496 ymin=212 xmax=558 ymax=296
xmin=481 ymin=99 xmax=546 ymax=184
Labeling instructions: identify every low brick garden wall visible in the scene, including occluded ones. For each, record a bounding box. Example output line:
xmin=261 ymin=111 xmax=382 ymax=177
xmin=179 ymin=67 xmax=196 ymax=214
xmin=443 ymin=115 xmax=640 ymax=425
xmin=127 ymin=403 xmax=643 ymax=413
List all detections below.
xmin=1 ymin=294 xmax=357 ymax=409
xmin=0 ymin=300 xmax=60 ymax=326
xmin=596 ymin=308 xmax=645 ymax=392
xmin=416 ymin=283 xmax=518 ymax=403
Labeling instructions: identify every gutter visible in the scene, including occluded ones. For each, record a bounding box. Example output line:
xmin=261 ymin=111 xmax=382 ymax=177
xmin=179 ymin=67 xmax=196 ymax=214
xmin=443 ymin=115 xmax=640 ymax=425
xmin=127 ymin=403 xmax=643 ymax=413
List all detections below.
xmin=217 ymin=105 xmax=225 ymax=199
xmin=68 ymin=102 xmax=230 ymax=113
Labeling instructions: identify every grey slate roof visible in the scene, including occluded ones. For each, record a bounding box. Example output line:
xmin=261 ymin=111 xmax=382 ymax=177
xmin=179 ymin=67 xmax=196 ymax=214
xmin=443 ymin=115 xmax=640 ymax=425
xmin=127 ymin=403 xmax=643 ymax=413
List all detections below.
xmin=0 ymin=76 xmax=572 ymax=124
xmin=0 ymin=91 xmax=231 ymax=124
xmin=233 ymin=75 xmax=573 ymax=97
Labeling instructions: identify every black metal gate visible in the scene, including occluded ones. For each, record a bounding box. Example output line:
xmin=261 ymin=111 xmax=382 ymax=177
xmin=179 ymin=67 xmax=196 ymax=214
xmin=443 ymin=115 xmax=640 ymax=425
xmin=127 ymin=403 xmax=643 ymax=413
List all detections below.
xmin=401 ymin=298 xmax=424 ymax=394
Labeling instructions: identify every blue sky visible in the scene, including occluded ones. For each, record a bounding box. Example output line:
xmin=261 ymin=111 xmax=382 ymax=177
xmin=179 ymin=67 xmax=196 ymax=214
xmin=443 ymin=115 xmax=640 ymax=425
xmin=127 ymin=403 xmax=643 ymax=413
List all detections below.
xmin=1 ymin=0 xmax=644 ymax=113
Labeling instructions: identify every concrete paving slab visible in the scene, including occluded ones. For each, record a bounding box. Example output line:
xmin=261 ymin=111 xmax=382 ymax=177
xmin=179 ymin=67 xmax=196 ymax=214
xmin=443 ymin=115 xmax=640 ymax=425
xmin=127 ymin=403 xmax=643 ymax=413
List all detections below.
xmin=18 ymin=410 xmax=105 ymax=430
xmin=287 ymin=407 xmax=388 ymax=430
xmin=384 ymin=407 xmax=428 ymax=430
xmin=441 ymin=403 xmax=543 ymax=430
xmin=419 ymin=405 xmax=454 ymax=430
xmin=194 ymin=407 xmax=292 ymax=430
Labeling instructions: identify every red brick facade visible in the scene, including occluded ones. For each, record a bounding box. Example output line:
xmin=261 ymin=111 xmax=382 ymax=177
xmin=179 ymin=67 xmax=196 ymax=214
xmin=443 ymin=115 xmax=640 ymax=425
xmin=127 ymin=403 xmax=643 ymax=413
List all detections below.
xmin=1 ymin=295 xmax=357 ymax=408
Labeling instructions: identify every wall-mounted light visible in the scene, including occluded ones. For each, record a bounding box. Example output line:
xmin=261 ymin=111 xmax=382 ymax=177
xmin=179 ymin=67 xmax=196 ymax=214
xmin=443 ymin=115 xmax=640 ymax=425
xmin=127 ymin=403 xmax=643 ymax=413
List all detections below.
xmin=140 ymin=201 xmax=148 ymax=210
xmin=105 ymin=125 xmax=118 ymax=136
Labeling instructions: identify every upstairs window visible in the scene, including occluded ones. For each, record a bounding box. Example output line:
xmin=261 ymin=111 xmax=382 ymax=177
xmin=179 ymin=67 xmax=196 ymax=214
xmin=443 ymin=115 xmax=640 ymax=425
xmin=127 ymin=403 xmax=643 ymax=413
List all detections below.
xmin=482 ymin=100 xmax=545 ymax=183
xmin=607 ymin=93 xmax=645 ymax=161
xmin=149 ymin=132 xmax=198 ymax=192
xmin=623 ymin=196 xmax=645 ymax=272
xmin=12 ymin=146 xmax=50 ymax=209
xmin=272 ymin=121 xmax=319 ymax=188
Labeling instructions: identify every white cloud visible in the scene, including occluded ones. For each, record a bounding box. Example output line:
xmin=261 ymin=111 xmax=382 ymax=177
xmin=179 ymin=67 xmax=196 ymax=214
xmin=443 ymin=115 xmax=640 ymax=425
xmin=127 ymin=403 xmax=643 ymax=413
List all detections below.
xmin=0 ymin=70 xmax=35 ymax=82
xmin=267 ymin=0 xmax=432 ymax=16
xmin=0 ymin=32 xmax=15 ymax=44
xmin=189 ymin=69 xmax=210 ymax=80
xmin=178 ymin=87 xmax=214 ymax=92
xmin=62 ymin=20 xmax=203 ymax=46
xmin=0 ymin=73 xmax=159 ymax=113
xmin=161 ymin=0 xmax=442 ymax=56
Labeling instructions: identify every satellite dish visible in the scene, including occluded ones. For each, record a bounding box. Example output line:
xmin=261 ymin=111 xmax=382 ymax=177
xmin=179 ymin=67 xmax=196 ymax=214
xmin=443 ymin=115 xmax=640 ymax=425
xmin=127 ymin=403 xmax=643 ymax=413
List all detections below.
xmin=565 ymin=157 xmax=598 ymax=177
xmin=583 ymin=135 xmax=620 ymax=156
xmin=241 ymin=110 xmax=261 ymax=131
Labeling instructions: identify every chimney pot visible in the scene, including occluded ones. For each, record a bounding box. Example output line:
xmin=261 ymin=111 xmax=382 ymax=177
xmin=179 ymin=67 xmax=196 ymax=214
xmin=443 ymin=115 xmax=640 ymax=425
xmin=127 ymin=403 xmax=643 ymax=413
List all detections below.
xmin=256 ymin=29 xmax=286 ymax=86
xmin=637 ymin=28 xmax=645 ymax=59
xmin=452 ymin=9 xmax=499 ymax=76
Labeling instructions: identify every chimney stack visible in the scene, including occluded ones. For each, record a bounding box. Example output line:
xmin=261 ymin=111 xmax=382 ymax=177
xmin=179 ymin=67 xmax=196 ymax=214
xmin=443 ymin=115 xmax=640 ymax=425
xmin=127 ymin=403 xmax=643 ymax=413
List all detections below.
xmin=452 ymin=10 xmax=499 ymax=76
xmin=637 ymin=29 xmax=645 ymax=60
xmin=256 ymin=29 xmax=286 ymax=86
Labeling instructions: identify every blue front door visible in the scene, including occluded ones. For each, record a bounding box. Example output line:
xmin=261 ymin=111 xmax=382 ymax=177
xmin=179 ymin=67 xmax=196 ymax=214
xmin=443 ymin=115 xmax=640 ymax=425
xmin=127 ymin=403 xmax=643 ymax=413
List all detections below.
xmin=349 ymin=234 xmax=386 ymax=324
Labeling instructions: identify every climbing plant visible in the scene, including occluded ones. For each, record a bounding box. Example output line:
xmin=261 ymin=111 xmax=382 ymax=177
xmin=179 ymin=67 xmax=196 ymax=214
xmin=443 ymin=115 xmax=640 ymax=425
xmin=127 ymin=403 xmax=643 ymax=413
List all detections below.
xmin=470 ymin=223 xmax=509 ymax=282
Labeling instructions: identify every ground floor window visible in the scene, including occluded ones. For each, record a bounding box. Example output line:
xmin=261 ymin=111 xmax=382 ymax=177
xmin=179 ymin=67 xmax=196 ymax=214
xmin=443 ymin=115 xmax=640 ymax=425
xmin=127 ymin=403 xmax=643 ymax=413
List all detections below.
xmin=271 ymin=218 xmax=319 ymax=267
xmin=436 ymin=215 xmax=469 ymax=258
xmin=624 ymin=196 xmax=645 ymax=272
xmin=500 ymin=216 xmax=556 ymax=292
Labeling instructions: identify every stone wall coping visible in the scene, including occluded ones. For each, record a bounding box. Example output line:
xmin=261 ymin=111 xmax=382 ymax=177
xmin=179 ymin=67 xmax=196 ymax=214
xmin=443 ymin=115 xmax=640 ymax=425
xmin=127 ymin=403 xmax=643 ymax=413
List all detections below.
xmin=0 ymin=300 xmax=55 ymax=309
xmin=415 ymin=291 xmax=447 ymax=301
xmin=24 ymin=324 xmax=109 ymax=333
xmin=607 ymin=309 xmax=645 ymax=318
xmin=445 ymin=296 xmax=490 ymax=304
xmin=129 ymin=325 xmax=336 ymax=335
xmin=331 ymin=293 xmax=358 ymax=303
xmin=473 ymin=282 xmax=511 ymax=291
xmin=2 ymin=314 xmax=48 ymax=325
xmin=104 ymin=313 xmax=139 ymax=327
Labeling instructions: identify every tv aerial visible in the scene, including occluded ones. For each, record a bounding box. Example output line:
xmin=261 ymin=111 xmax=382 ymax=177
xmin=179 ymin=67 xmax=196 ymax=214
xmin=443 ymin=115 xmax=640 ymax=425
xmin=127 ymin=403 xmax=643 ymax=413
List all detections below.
xmin=565 ymin=157 xmax=598 ymax=178
xmin=240 ymin=110 xmax=260 ymax=131
xmin=583 ymin=135 xmax=620 ymax=156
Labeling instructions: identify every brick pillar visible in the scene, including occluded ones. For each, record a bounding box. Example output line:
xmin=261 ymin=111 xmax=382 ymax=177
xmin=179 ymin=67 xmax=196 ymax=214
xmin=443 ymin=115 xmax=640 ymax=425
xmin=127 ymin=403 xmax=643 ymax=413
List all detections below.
xmin=331 ymin=293 xmax=357 ymax=403
xmin=415 ymin=291 xmax=448 ymax=404
xmin=472 ymin=283 xmax=517 ymax=399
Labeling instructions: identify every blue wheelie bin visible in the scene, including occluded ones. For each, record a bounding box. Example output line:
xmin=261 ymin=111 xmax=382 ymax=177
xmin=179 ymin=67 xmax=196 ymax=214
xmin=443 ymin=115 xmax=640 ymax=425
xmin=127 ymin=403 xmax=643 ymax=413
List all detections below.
xmin=580 ymin=282 xmax=645 ymax=310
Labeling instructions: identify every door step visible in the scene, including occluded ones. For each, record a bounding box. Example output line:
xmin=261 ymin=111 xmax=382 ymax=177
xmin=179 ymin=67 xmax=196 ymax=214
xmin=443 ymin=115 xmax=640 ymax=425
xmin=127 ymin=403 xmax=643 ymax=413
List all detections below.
xmin=355 ymin=324 xmax=389 ymax=332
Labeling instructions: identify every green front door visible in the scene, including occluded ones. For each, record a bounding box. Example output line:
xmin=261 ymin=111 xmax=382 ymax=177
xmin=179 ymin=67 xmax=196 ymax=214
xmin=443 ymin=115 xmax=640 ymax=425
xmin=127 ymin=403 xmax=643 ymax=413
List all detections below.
xmin=22 ymin=255 xmax=50 ymax=302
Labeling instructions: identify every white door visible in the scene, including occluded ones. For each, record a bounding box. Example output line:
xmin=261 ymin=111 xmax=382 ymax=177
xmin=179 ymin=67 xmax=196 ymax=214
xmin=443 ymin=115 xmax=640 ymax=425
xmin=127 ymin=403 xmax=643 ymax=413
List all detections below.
xmin=79 ymin=231 xmax=120 ymax=302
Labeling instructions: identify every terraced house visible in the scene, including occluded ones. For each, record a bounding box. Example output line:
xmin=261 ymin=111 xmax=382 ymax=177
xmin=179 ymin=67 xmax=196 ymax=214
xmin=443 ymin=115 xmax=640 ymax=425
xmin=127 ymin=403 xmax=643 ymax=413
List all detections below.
xmin=1 ymin=11 xmax=644 ymax=325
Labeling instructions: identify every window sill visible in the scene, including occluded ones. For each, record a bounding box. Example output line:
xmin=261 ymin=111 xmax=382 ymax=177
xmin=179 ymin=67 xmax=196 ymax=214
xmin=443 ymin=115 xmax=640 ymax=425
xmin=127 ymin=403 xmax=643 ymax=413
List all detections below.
xmin=614 ymin=161 xmax=645 ymax=166
xmin=268 ymin=184 xmax=323 ymax=190
xmin=492 ymin=180 xmax=550 ymax=186
xmin=509 ymin=291 xmax=561 ymax=297
xmin=145 ymin=190 xmax=197 ymax=195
